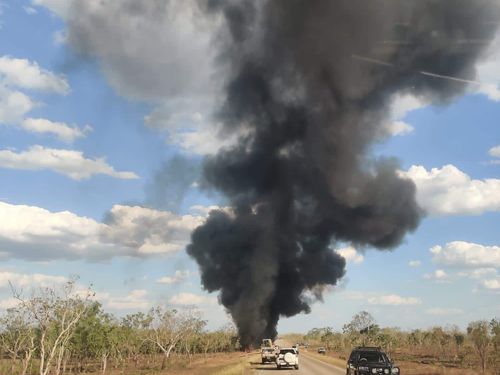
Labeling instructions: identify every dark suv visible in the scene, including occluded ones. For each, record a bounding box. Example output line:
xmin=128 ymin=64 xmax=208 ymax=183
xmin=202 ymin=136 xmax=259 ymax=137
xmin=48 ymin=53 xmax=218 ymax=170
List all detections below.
xmin=346 ymin=347 xmax=400 ymax=374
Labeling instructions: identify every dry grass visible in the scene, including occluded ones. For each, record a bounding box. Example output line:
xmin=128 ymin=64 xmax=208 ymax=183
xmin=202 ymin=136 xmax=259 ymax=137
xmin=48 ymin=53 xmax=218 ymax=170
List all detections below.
xmin=0 ymin=353 xmax=258 ymax=375
xmin=208 ymin=354 xmax=259 ymax=375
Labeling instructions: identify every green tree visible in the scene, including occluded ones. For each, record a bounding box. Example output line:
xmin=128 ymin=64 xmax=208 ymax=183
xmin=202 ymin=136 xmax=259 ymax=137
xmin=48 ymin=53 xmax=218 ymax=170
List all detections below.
xmin=343 ymin=311 xmax=376 ymax=346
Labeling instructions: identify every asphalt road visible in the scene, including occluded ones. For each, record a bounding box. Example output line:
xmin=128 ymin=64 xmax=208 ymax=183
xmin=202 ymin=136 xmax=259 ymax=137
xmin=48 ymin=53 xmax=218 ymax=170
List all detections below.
xmin=252 ymin=354 xmax=345 ymax=375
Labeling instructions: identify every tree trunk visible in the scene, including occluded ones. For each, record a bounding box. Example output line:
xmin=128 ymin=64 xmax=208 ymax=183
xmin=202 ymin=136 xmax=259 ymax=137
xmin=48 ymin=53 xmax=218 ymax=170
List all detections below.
xmin=21 ymin=349 xmax=34 ymax=375
xmin=161 ymin=353 xmax=167 ymax=370
xmin=101 ymin=353 xmax=108 ymax=375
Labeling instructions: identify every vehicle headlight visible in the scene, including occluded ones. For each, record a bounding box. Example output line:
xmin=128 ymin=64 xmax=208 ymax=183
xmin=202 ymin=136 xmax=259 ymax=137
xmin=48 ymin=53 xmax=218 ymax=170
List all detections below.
xmin=384 ymin=369 xmax=390 ymax=374
xmin=391 ymin=367 xmax=400 ymax=374
xmin=372 ymin=369 xmax=378 ymax=374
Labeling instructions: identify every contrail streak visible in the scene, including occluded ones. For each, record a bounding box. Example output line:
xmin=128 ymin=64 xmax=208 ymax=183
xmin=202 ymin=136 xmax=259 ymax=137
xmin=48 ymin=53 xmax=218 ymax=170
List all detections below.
xmin=352 ymin=54 xmax=483 ymax=86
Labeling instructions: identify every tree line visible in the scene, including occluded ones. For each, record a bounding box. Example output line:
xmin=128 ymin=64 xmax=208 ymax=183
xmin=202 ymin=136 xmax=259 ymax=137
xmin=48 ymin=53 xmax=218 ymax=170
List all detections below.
xmin=0 ymin=280 xmax=238 ymax=375
xmin=302 ymin=311 xmax=500 ymax=374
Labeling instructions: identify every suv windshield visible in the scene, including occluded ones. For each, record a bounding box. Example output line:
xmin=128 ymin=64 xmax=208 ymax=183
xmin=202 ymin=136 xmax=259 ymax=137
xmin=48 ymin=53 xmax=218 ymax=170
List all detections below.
xmin=280 ymin=349 xmax=296 ymax=354
xmin=358 ymin=352 xmax=388 ymax=363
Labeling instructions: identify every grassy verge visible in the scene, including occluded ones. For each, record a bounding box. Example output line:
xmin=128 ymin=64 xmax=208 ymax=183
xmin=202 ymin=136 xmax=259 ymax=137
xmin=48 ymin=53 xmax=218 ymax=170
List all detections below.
xmin=208 ymin=354 xmax=259 ymax=375
xmin=302 ymin=350 xmax=346 ymax=368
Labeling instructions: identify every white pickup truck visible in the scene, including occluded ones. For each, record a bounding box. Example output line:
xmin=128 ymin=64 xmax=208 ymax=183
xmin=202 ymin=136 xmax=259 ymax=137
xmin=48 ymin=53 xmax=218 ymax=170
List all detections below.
xmin=276 ymin=347 xmax=299 ymax=370
xmin=260 ymin=339 xmax=277 ymax=363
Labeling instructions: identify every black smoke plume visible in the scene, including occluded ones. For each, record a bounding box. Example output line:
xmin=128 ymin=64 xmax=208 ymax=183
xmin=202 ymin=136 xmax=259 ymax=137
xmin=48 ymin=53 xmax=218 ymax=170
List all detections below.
xmin=187 ymin=0 xmax=500 ymax=346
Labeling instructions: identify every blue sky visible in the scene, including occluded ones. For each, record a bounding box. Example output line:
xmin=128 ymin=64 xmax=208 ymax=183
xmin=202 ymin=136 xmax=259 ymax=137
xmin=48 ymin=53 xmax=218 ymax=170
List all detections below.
xmin=0 ymin=0 xmax=499 ymax=333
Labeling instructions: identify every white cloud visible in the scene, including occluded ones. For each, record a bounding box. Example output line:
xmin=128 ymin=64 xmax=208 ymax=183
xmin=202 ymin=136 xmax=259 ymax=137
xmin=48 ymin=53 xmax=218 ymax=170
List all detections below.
xmin=0 ymin=85 xmax=36 ymax=124
xmin=0 ymin=202 xmax=208 ymax=261
xmin=423 ymin=269 xmax=448 ymax=282
xmin=477 ymin=34 xmax=500 ymax=101
xmin=157 ymin=270 xmax=191 ymax=285
xmin=0 ymin=56 xmax=69 ymax=94
xmin=103 ymin=289 xmax=150 ymax=310
xmin=169 ymin=125 xmax=243 ymax=155
xmin=409 ymin=260 xmax=421 ymax=268
xmin=382 ymin=94 xmax=427 ymax=137
xmin=368 ymin=294 xmax=422 ymax=306
xmin=21 ymin=118 xmax=92 ymax=143
xmin=0 ymin=145 xmax=138 ymax=180
xmin=32 ymin=0 xmax=70 ymax=17
xmin=489 ymin=145 xmax=500 ymax=158
xmin=458 ymin=268 xmax=497 ymax=279
xmin=426 ymin=308 xmax=463 ymax=316
xmin=101 ymin=205 xmax=203 ymax=255
xmin=169 ymin=292 xmax=216 ymax=306
xmin=481 ymin=278 xmax=500 ymax=291
xmin=0 ymin=271 xmax=67 ymax=289
xmin=384 ymin=121 xmax=414 ymax=136
xmin=430 ymin=242 xmax=500 ymax=269
xmin=401 ymin=164 xmax=500 ymax=216
xmin=336 ymin=246 xmax=364 ymax=264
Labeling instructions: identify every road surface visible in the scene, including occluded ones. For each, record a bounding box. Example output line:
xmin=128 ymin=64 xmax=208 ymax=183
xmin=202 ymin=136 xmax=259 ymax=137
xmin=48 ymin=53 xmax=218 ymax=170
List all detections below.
xmin=252 ymin=353 xmax=345 ymax=375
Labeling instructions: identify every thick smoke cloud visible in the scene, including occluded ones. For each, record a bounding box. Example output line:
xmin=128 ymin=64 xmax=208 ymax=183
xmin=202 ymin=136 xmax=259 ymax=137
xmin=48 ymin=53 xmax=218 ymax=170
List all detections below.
xmin=187 ymin=0 xmax=500 ymax=346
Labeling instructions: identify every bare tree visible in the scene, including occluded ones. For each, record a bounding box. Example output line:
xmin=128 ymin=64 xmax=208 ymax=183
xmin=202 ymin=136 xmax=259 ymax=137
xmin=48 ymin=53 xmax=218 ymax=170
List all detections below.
xmin=467 ymin=321 xmax=491 ymax=375
xmin=146 ymin=307 xmax=204 ymax=370
xmin=14 ymin=279 xmax=93 ymax=375
xmin=0 ymin=307 xmax=36 ymax=375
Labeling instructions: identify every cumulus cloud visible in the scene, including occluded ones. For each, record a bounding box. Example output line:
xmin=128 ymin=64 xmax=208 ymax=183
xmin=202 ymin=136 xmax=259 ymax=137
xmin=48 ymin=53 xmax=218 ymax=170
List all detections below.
xmin=383 ymin=94 xmax=427 ymax=136
xmin=101 ymin=205 xmax=203 ymax=255
xmin=157 ymin=270 xmax=191 ymax=285
xmin=476 ymin=33 xmax=500 ymax=101
xmin=0 ymin=145 xmax=138 ymax=180
xmin=489 ymin=145 xmax=500 ymax=161
xmin=169 ymin=124 xmax=246 ymax=155
xmin=0 ymin=270 xmax=67 ymax=289
xmin=169 ymin=292 xmax=216 ymax=306
xmin=0 ymin=85 xmax=36 ymax=124
xmin=368 ymin=294 xmax=422 ymax=306
xmin=481 ymin=278 xmax=500 ymax=291
xmin=430 ymin=241 xmax=500 ymax=269
xmin=103 ymin=289 xmax=150 ymax=310
xmin=458 ymin=268 xmax=497 ymax=279
xmin=409 ymin=260 xmax=421 ymax=268
xmin=401 ymin=164 xmax=500 ymax=216
xmin=335 ymin=246 xmax=364 ymax=264
xmin=146 ymin=104 xmax=248 ymax=155
xmin=21 ymin=118 xmax=92 ymax=143
xmin=423 ymin=269 xmax=449 ymax=282
xmin=0 ymin=56 xmax=69 ymax=94
xmin=0 ymin=55 xmax=90 ymax=141
xmin=0 ymin=202 xmax=207 ymax=261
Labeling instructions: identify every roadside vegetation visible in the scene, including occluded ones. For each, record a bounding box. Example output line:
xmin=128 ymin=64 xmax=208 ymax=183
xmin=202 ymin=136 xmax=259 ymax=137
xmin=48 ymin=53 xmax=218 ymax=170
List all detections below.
xmin=287 ymin=311 xmax=500 ymax=375
xmin=0 ymin=280 xmax=241 ymax=375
